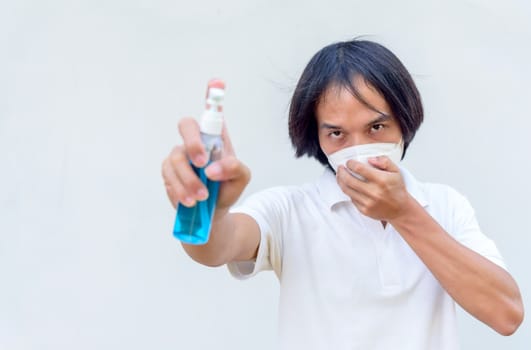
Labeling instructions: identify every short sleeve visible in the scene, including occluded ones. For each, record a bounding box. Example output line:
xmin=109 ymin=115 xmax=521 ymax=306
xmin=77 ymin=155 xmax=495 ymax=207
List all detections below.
xmin=447 ymin=188 xmax=507 ymax=270
xmin=226 ymin=188 xmax=285 ymax=280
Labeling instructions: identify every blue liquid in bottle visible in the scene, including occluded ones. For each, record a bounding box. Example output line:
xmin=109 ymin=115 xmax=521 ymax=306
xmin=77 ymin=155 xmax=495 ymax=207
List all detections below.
xmin=173 ymin=160 xmax=220 ymax=245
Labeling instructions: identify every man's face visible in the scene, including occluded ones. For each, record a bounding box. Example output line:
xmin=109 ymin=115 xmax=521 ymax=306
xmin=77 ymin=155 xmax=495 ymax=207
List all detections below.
xmin=316 ymin=78 xmax=403 ymax=156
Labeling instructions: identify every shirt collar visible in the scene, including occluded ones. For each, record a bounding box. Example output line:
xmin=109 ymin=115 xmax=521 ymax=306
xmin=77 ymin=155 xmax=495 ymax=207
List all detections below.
xmin=316 ymin=165 xmax=429 ymax=210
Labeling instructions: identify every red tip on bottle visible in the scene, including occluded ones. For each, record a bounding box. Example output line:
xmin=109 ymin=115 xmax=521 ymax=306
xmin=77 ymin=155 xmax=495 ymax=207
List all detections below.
xmin=207 ymin=79 xmax=225 ymax=90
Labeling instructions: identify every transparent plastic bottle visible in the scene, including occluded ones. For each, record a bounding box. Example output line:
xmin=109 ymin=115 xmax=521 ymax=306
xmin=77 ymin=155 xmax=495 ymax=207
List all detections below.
xmin=173 ymin=81 xmax=225 ymax=245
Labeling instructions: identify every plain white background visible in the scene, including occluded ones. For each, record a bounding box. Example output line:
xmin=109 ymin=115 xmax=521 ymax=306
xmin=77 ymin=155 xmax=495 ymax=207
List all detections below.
xmin=1 ymin=0 xmax=529 ymax=349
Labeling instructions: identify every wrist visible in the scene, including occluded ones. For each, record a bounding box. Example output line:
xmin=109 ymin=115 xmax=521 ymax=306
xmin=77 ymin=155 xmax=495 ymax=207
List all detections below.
xmin=213 ymin=206 xmax=230 ymax=223
xmin=389 ymin=193 xmax=423 ymax=226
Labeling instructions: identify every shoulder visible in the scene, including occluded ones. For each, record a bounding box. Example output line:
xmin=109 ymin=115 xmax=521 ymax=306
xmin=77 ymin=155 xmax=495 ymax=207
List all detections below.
xmin=415 ymin=179 xmax=477 ymax=230
xmin=400 ymin=167 xmax=474 ymax=217
xmin=422 ymin=182 xmax=471 ymax=209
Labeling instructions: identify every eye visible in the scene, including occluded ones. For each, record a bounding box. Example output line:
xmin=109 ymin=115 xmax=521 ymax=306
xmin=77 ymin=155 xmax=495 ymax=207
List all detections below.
xmin=328 ymin=130 xmax=343 ymax=139
xmin=370 ymin=123 xmax=386 ymax=133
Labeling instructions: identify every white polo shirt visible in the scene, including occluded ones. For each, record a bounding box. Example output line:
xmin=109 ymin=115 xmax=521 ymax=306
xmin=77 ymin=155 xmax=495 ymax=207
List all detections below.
xmin=227 ymin=167 xmax=506 ymax=350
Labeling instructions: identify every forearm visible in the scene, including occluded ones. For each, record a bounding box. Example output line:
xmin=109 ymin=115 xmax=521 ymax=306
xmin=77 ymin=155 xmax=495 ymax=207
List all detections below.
xmin=181 ymin=209 xmax=237 ymax=267
xmin=390 ymin=196 xmax=524 ymax=335
xmin=181 ymin=208 xmax=259 ymax=267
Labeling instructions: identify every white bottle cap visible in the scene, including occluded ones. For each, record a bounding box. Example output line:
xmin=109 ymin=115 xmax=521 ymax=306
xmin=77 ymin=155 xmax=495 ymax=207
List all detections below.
xmin=200 ymin=87 xmax=225 ymax=135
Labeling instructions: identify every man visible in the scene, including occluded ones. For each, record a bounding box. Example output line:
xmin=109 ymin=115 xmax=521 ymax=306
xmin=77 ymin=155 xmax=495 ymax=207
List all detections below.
xmin=161 ymin=39 xmax=523 ymax=349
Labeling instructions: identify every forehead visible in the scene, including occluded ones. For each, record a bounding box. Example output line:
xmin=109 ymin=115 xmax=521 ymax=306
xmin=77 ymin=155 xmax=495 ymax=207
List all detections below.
xmin=319 ymin=76 xmax=389 ymax=110
xmin=316 ymin=78 xmax=392 ymax=124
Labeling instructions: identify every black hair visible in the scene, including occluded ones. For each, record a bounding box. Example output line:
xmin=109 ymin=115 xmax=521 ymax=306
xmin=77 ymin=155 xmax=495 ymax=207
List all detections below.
xmin=288 ymin=39 xmax=424 ymax=166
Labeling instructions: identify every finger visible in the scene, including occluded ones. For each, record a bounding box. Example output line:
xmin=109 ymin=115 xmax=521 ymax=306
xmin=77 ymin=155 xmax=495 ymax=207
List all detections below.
xmin=205 ymin=156 xmax=251 ymax=210
xmin=336 ymin=165 xmax=372 ymax=200
xmin=178 ymin=117 xmax=208 ymax=167
xmin=169 ymin=145 xmax=208 ymax=205
xmin=162 ymin=158 xmax=191 ymax=208
xmin=342 ymin=161 xmax=397 ymax=205
xmin=345 ymin=160 xmax=381 ymax=184
xmin=205 ymin=155 xmax=250 ymax=183
xmin=209 ymin=156 xmax=251 ymax=210
xmin=368 ymin=155 xmax=399 ymax=173
xmin=337 ymin=166 xmax=381 ymax=217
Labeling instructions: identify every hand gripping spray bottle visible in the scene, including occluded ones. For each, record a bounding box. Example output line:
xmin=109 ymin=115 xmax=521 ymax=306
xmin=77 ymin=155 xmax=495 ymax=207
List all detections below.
xmin=173 ymin=80 xmax=225 ymax=245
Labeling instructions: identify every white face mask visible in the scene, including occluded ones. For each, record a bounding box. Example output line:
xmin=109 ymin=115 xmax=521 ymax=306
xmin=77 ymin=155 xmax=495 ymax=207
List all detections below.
xmin=327 ymin=140 xmax=404 ymax=175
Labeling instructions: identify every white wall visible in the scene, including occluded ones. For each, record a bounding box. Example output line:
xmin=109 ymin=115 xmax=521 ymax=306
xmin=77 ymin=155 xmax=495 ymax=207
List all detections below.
xmin=1 ymin=0 xmax=529 ymax=349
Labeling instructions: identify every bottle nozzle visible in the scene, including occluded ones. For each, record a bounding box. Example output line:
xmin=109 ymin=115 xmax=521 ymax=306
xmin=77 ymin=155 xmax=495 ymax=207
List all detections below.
xmin=200 ymin=80 xmax=225 ymax=136
xmin=206 ymin=87 xmax=225 ymax=107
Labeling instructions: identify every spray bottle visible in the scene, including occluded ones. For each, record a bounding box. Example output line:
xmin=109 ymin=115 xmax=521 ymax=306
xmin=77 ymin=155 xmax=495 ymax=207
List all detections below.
xmin=173 ymin=80 xmax=225 ymax=245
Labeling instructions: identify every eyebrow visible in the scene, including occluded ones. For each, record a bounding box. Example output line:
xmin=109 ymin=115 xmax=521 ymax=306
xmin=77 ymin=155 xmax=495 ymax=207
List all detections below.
xmin=319 ymin=113 xmax=392 ymax=130
xmin=320 ymin=123 xmax=342 ymax=130
xmin=367 ymin=113 xmax=392 ymax=127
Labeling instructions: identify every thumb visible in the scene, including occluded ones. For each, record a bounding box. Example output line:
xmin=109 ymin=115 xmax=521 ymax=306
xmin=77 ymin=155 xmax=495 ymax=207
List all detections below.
xmin=221 ymin=123 xmax=235 ymax=156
